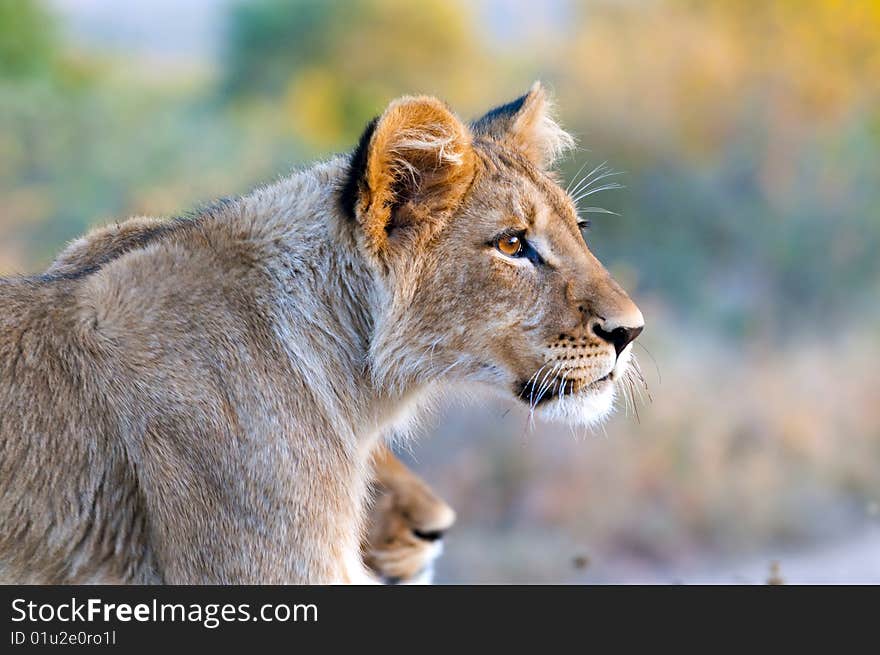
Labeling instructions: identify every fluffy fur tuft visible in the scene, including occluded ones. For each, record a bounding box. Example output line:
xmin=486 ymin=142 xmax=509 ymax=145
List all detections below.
xmin=472 ymin=81 xmax=575 ymax=169
xmin=355 ymin=96 xmax=475 ymax=258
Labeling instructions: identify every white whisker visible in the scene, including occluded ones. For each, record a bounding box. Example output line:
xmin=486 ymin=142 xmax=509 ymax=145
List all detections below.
xmin=565 ymin=161 xmax=591 ymax=194
xmin=577 ymin=206 xmax=620 ymax=216
xmin=568 ymin=161 xmax=608 ymax=197
xmin=534 ymin=364 xmax=563 ymax=407
xmin=572 ymin=168 xmax=624 ymax=197
xmin=532 ymin=363 xmax=562 ymax=410
xmin=572 ymin=181 xmax=625 ymax=203
xmin=524 ymin=362 xmax=552 ymax=429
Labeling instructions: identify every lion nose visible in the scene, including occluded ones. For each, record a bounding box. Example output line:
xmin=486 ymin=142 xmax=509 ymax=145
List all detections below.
xmin=592 ymin=323 xmax=643 ymax=357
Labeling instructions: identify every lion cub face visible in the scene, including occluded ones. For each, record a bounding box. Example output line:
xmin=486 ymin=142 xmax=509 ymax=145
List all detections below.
xmin=346 ymin=83 xmax=644 ymax=427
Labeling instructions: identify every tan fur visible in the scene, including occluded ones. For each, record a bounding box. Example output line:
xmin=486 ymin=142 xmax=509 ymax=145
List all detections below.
xmin=362 ymin=445 xmax=455 ymax=584
xmin=40 ymin=220 xmax=456 ymax=584
xmin=0 ymin=83 xmax=642 ymax=584
xmin=44 ymin=216 xmax=171 ymax=277
xmin=472 ymin=82 xmax=576 ymax=169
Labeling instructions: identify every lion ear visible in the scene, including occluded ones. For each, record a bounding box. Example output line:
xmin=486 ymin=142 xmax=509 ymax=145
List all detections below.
xmin=471 ymin=81 xmax=574 ymax=169
xmin=342 ymin=96 xmax=475 ymax=257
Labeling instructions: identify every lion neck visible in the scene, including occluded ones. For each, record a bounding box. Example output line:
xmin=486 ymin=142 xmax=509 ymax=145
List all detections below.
xmin=233 ymin=157 xmax=436 ymax=448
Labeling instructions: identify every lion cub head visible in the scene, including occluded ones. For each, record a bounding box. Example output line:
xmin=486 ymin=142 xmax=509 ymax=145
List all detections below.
xmin=343 ymin=82 xmax=644 ymax=427
xmin=362 ymin=447 xmax=455 ymax=584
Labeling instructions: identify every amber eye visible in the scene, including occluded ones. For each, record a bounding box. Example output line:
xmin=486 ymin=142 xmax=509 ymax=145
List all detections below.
xmin=496 ymin=234 xmax=523 ymax=257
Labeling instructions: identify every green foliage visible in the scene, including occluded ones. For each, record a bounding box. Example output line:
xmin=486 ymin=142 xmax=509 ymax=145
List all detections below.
xmin=0 ymin=0 xmax=56 ymax=78
xmin=0 ymin=76 xmax=298 ymax=267
xmin=221 ymin=0 xmax=485 ymax=149
xmin=223 ymin=0 xmax=343 ymax=98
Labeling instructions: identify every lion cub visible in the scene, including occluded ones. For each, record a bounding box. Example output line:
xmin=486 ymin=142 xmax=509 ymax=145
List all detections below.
xmin=0 ymin=83 xmax=642 ymax=583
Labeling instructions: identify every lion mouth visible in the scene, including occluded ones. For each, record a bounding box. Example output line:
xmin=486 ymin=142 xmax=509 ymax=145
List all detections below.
xmin=517 ymin=371 xmax=614 ymax=406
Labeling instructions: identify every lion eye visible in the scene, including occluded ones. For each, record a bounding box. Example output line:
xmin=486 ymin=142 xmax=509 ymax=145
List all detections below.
xmin=495 ymin=234 xmax=523 ymax=257
xmin=577 ymin=218 xmax=591 ymax=242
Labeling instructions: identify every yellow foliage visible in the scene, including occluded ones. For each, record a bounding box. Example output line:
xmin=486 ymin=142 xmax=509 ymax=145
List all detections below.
xmin=284 ymin=68 xmax=349 ymax=146
xmin=560 ymin=0 xmax=880 ymax=158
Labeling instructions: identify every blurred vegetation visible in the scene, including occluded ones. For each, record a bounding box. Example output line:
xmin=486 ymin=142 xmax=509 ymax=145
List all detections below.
xmin=222 ymin=0 xmax=487 ymax=150
xmin=555 ymin=0 xmax=880 ymax=336
xmin=1 ymin=0 xmax=879 ymax=581
xmin=0 ymin=0 xmax=56 ymax=78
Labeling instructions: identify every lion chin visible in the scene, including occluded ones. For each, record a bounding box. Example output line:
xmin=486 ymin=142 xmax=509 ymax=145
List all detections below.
xmin=535 ymin=384 xmax=616 ymax=428
xmin=527 ymin=348 xmax=636 ymax=428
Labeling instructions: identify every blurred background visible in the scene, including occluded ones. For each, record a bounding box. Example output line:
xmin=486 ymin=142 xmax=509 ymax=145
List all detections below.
xmin=2 ymin=0 xmax=879 ymax=583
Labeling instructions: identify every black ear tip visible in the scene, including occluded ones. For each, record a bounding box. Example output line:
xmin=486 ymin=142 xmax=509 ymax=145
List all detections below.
xmin=471 ymin=81 xmax=549 ymax=136
xmin=339 ymin=116 xmax=379 ymax=220
xmin=471 ymin=93 xmax=528 ymax=135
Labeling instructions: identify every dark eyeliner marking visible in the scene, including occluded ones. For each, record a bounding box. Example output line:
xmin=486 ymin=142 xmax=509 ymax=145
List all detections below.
xmin=577 ymin=218 xmax=591 ymax=242
xmin=487 ymin=229 xmax=545 ymax=266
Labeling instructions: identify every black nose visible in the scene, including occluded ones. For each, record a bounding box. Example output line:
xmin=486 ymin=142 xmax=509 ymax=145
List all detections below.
xmin=593 ymin=324 xmax=643 ymax=357
xmin=412 ymin=529 xmax=444 ymax=542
